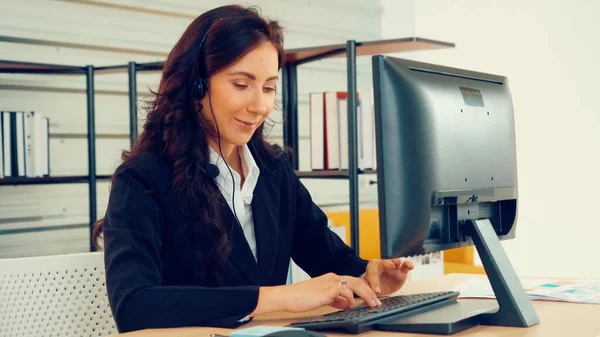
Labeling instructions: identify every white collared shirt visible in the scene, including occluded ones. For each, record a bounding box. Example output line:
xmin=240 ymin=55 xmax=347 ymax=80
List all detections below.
xmin=209 ymin=144 xmax=260 ymax=261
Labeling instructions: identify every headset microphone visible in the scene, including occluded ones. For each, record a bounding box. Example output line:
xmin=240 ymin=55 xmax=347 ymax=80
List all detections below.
xmin=199 ymin=163 xmax=220 ymax=179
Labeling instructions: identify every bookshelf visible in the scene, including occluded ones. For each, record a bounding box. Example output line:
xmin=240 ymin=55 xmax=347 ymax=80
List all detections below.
xmin=96 ymin=62 xmax=148 ymax=148
xmin=0 ymin=175 xmax=111 ymax=186
xmin=0 ymin=60 xmax=105 ymax=252
xmin=295 ymin=169 xmax=377 ymax=179
xmin=113 ymin=36 xmax=455 ymax=256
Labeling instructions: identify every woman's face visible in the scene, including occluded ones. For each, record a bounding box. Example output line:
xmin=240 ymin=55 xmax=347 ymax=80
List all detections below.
xmin=200 ymin=41 xmax=279 ymax=148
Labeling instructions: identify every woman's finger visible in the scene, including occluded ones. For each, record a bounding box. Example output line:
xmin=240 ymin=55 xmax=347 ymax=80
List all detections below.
xmin=401 ymin=260 xmax=414 ymax=271
xmin=335 ymin=282 xmax=356 ymax=308
xmin=385 ymin=268 xmax=406 ymax=279
xmin=329 ymin=296 xmax=352 ymax=310
xmin=358 ymin=278 xmax=382 ymax=307
xmin=365 ymin=263 xmax=382 ymax=294
xmin=347 ymin=277 xmax=381 ymax=307
xmin=382 ymin=259 xmax=398 ymax=270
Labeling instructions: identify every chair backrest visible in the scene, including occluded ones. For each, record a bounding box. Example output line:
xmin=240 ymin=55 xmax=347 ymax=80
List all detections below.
xmin=0 ymin=252 xmax=117 ymax=337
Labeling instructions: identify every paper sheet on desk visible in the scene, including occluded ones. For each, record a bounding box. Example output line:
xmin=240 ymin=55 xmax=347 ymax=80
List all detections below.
xmin=452 ymin=275 xmax=600 ymax=304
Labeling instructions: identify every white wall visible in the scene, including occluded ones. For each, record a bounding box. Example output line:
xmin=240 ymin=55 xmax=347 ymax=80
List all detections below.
xmin=0 ymin=0 xmax=382 ymax=257
xmin=381 ymin=0 xmax=600 ymax=279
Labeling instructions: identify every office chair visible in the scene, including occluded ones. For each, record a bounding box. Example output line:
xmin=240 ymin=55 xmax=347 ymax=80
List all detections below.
xmin=0 ymin=252 xmax=117 ymax=337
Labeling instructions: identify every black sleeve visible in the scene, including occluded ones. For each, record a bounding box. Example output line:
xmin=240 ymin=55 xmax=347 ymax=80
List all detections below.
xmin=290 ymin=173 xmax=368 ymax=279
xmin=102 ymin=166 xmax=259 ymax=333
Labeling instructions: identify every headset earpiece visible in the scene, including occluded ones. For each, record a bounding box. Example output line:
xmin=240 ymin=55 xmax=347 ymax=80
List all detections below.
xmin=192 ymin=20 xmax=215 ymax=100
xmin=192 ymin=78 xmax=206 ymax=99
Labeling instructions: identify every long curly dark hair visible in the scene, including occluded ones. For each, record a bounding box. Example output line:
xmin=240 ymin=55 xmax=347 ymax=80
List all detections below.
xmin=92 ymin=4 xmax=286 ymax=284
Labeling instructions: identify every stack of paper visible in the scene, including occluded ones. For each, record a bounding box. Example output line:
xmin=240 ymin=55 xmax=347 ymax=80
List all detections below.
xmin=452 ymin=275 xmax=600 ymax=304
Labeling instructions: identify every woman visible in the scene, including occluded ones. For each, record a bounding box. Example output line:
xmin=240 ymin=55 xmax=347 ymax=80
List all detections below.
xmin=94 ymin=4 xmax=414 ymax=333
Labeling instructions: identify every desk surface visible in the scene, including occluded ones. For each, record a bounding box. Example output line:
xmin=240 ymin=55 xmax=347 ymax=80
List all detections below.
xmin=112 ymin=273 xmax=600 ymax=337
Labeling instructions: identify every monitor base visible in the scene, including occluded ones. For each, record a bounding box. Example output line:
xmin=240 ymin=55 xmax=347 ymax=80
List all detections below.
xmin=375 ymin=300 xmax=499 ymax=335
xmin=377 ymin=218 xmax=539 ymax=334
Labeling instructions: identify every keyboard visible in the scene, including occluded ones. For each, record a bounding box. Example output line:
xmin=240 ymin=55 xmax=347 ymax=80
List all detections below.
xmin=288 ymin=291 xmax=460 ymax=334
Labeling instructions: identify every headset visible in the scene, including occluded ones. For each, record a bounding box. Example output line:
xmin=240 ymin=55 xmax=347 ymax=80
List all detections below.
xmin=193 ymin=18 xmax=242 ymax=227
xmin=191 ymin=17 xmax=219 ymax=100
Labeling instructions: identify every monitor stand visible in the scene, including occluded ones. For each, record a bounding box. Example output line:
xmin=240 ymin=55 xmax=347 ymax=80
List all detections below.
xmin=375 ymin=219 xmax=540 ymax=335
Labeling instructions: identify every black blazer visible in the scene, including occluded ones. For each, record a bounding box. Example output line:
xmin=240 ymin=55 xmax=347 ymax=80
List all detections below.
xmin=102 ymin=150 xmax=368 ymax=333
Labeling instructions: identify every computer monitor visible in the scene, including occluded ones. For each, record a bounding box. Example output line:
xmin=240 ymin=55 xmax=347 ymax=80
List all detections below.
xmin=372 ymin=56 xmax=517 ymax=258
xmin=371 ymin=55 xmax=539 ymax=332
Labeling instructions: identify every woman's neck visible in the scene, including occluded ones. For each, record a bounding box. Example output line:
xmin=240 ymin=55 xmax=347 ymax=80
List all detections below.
xmin=208 ymin=140 xmax=243 ymax=178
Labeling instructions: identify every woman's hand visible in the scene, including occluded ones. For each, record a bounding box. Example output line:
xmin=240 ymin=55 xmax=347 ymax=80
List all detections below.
xmin=282 ymin=273 xmax=382 ymax=312
xmin=363 ymin=258 xmax=414 ymax=296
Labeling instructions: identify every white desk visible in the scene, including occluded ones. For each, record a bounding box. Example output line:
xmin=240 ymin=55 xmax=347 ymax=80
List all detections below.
xmin=112 ymin=273 xmax=600 ymax=337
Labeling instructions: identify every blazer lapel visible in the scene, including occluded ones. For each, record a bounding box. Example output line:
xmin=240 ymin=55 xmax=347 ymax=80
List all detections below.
xmin=220 ymin=201 xmax=262 ymax=285
xmin=251 ymin=165 xmax=281 ymax=284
